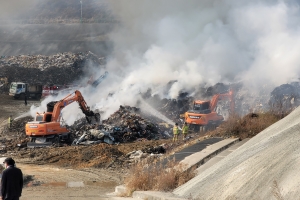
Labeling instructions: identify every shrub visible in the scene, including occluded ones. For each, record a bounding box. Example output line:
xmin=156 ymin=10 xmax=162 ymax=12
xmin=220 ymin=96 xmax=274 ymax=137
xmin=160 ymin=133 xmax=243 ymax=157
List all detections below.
xmin=209 ymin=112 xmax=284 ymax=139
xmin=124 ymin=158 xmax=195 ymax=195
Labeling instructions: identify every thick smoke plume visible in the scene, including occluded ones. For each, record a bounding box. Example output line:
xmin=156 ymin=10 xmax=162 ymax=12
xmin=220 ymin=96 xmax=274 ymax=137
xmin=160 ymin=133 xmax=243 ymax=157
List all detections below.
xmin=106 ymin=0 xmax=300 ymax=90
xmin=30 ymin=0 xmax=300 ymax=124
xmin=93 ymin=0 xmax=300 ymax=118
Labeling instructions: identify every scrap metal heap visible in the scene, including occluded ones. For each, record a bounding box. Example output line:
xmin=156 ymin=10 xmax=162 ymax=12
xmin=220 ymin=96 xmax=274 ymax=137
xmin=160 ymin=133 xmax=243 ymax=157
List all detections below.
xmin=70 ymin=105 xmax=171 ymax=145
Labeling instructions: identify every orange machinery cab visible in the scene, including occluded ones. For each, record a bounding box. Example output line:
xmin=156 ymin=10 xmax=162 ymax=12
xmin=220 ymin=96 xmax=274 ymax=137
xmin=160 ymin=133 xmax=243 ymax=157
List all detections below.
xmin=25 ymin=112 xmax=69 ymax=137
xmin=184 ymin=100 xmax=224 ymax=126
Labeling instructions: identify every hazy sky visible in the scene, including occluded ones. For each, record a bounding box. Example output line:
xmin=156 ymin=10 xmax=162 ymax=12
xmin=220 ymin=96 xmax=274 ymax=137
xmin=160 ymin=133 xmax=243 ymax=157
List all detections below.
xmin=0 ymin=0 xmax=39 ymax=19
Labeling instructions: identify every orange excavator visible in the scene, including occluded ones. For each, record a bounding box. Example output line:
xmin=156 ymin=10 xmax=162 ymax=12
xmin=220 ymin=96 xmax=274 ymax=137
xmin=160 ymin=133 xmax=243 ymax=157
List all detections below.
xmin=184 ymin=89 xmax=234 ymax=131
xmin=25 ymin=90 xmax=100 ymax=147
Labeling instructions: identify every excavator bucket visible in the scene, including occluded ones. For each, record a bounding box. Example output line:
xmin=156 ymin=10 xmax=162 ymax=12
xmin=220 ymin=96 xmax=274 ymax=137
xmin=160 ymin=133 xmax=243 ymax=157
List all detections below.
xmin=86 ymin=112 xmax=101 ymax=125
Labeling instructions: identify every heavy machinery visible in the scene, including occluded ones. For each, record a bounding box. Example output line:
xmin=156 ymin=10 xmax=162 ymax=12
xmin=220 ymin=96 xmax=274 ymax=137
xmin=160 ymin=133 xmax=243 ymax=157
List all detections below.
xmin=25 ymin=90 xmax=100 ymax=147
xmin=41 ymin=84 xmax=69 ymax=99
xmin=184 ymin=89 xmax=234 ymax=131
xmin=91 ymin=71 xmax=108 ymax=88
xmin=9 ymin=82 xmax=43 ymax=99
xmin=41 ymin=71 xmax=109 ymax=99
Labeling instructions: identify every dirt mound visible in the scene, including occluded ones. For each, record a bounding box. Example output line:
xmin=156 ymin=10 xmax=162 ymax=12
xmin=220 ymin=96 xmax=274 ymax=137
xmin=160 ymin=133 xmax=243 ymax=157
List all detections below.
xmin=15 ymin=139 xmax=169 ymax=169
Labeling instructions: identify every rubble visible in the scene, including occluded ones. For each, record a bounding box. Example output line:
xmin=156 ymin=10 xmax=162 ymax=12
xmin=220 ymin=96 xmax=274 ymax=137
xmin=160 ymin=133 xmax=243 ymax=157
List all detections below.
xmin=269 ymin=83 xmax=300 ymax=113
xmin=0 ymin=51 xmax=105 ymax=70
xmin=69 ymin=105 xmax=171 ymax=145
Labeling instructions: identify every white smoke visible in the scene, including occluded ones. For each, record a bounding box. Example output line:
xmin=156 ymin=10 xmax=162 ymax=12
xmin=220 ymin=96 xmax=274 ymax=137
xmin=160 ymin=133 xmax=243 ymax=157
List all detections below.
xmin=98 ymin=0 xmax=300 ymax=115
xmin=30 ymin=0 xmax=300 ymax=124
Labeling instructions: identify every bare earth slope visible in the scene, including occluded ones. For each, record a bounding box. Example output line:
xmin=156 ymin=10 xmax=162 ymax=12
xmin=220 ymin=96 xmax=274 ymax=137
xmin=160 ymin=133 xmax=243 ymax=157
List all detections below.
xmin=174 ymin=106 xmax=300 ymax=199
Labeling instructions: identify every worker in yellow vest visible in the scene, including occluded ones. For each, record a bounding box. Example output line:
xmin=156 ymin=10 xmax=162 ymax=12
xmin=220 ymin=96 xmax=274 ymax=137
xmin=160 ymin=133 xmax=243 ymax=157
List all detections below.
xmin=182 ymin=122 xmax=189 ymax=140
xmin=8 ymin=115 xmax=13 ymax=129
xmin=173 ymin=123 xmax=179 ymax=142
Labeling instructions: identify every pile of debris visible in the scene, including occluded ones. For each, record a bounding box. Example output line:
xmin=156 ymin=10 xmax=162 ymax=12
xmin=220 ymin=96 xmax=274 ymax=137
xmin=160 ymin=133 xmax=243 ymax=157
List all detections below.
xmin=269 ymin=83 xmax=300 ymax=113
xmin=0 ymin=51 xmax=105 ymax=70
xmin=70 ymin=105 xmax=171 ymax=145
xmin=0 ymin=51 xmax=106 ymax=88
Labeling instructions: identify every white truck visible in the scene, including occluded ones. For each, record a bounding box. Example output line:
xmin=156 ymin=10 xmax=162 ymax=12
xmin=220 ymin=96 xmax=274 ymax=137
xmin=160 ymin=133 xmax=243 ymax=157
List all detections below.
xmin=9 ymin=82 xmax=43 ymax=99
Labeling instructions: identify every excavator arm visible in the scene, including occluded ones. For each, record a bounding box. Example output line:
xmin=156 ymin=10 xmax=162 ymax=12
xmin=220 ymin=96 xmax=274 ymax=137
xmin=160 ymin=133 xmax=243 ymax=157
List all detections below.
xmin=51 ymin=90 xmax=100 ymax=123
xmin=209 ymin=89 xmax=234 ymax=112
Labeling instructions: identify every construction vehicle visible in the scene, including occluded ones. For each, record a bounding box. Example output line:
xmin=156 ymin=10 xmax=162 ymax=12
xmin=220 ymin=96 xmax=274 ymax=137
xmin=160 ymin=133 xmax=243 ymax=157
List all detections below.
xmin=91 ymin=71 xmax=108 ymax=87
xmin=25 ymin=90 xmax=100 ymax=147
xmin=9 ymin=82 xmax=43 ymax=99
xmin=184 ymin=89 xmax=234 ymax=131
xmin=41 ymin=84 xmax=69 ymax=99
xmin=41 ymin=71 xmax=108 ymax=99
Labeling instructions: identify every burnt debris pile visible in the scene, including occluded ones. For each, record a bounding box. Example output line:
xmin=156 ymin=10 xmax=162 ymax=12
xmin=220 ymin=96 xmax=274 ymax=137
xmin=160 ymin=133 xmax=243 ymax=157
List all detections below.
xmin=269 ymin=83 xmax=300 ymax=114
xmin=70 ymin=105 xmax=171 ymax=145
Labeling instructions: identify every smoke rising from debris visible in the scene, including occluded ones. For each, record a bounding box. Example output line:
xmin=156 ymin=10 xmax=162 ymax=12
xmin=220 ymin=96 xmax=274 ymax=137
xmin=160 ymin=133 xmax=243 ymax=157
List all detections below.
xmin=105 ymin=0 xmax=300 ymax=91
xmin=28 ymin=0 xmax=300 ymax=124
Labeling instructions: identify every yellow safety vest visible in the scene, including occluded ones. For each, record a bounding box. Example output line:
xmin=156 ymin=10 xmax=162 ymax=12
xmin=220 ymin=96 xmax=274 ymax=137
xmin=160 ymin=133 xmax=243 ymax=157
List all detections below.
xmin=182 ymin=125 xmax=189 ymax=134
xmin=8 ymin=117 xmax=12 ymax=128
xmin=173 ymin=126 xmax=179 ymax=135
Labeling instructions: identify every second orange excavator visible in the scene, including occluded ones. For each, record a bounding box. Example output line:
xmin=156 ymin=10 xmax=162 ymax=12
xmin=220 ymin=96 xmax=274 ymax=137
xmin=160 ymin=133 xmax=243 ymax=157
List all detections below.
xmin=184 ymin=89 xmax=234 ymax=131
xmin=25 ymin=90 xmax=100 ymax=147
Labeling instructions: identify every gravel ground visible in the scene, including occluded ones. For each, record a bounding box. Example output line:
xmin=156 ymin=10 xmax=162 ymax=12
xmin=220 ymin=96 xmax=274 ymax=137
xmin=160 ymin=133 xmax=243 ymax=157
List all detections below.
xmin=174 ymin=106 xmax=300 ymax=199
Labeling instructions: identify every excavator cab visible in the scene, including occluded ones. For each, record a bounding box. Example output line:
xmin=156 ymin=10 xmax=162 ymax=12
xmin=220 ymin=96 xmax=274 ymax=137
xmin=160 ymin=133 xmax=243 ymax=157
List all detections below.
xmin=35 ymin=113 xmax=52 ymax=122
xmin=193 ymin=101 xmax=211 ymax=114
xmin=184 ymin=89 xmax=234 ymax=131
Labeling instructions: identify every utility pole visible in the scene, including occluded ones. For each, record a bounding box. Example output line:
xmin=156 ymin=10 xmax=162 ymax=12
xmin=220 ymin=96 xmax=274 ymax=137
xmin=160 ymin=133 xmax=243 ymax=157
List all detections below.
xmin=80 ymin=0 xmax=82 ymax=23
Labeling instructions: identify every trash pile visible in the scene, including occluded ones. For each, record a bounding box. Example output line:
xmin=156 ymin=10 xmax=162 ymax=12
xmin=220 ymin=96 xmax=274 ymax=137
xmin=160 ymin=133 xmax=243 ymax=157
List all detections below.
xmin=125 ymin=145 xmax=167 ymax=163
xmin=0 ymin=51 xmax=105 ymax=70
xmin=70 ymin=105 xmax=172 ymax=146
xmin=142 ymin=93 xmax=194 ymax=124
xmin=0 ymin=51 xmax=105 ymax=87
xmin=268 ymin=83 xmax=300 ymax=113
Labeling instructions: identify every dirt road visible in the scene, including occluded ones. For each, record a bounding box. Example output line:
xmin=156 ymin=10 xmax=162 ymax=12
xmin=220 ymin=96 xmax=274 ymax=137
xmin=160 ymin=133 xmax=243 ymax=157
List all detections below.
xmin=20 ymin=163 xmax=121 ymax=200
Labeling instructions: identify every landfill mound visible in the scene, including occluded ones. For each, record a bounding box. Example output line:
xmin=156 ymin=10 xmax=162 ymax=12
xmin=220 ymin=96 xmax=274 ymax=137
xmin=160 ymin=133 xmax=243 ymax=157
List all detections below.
xmin=174 ymin=106 xmax=300 ymax=199
xmin=269 ymin=83 xmax=300 ymax=113
xmin=0 ymin=51 xmax=105 ymax=93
